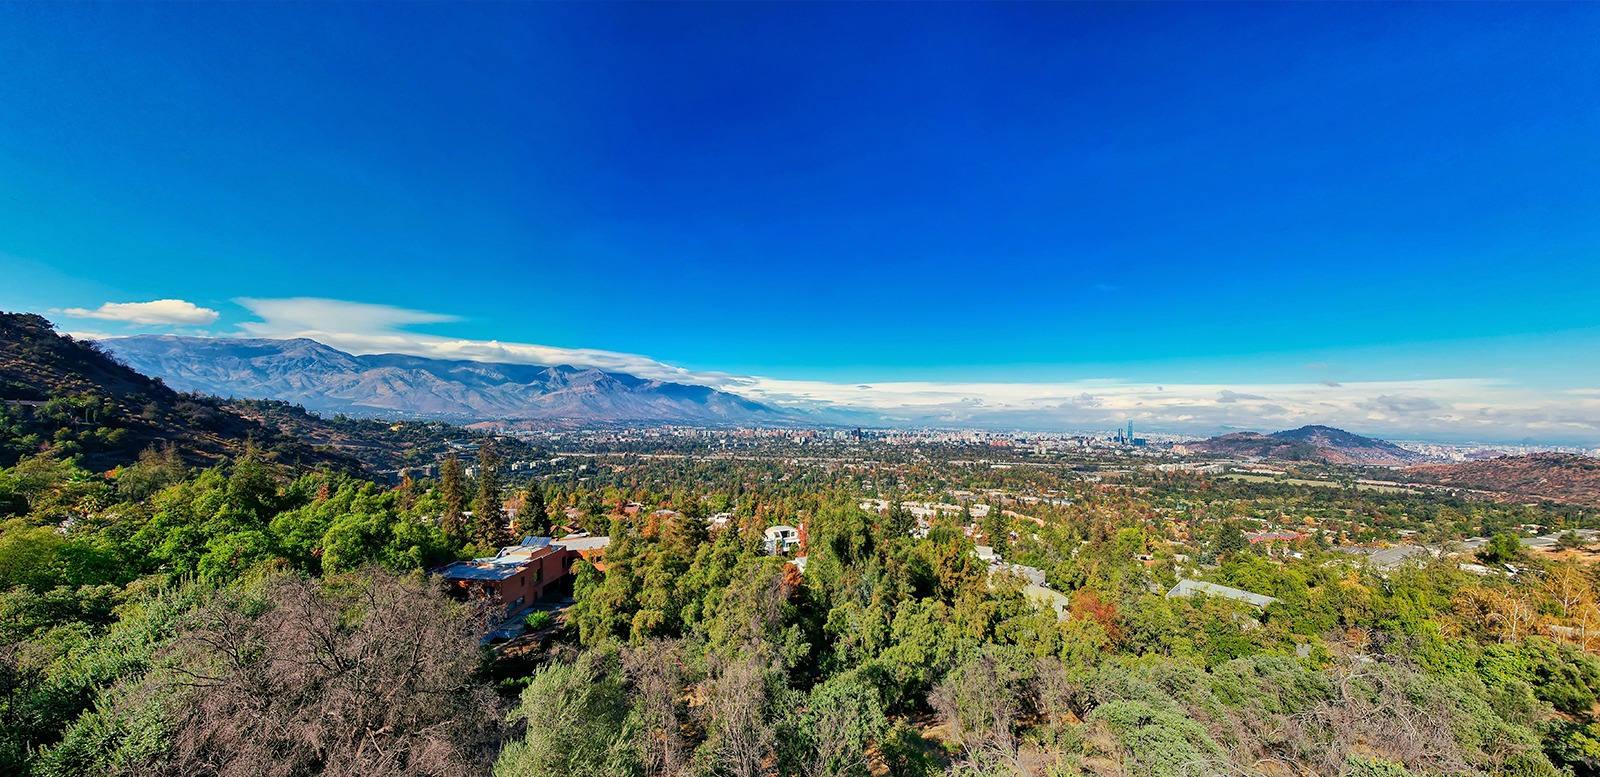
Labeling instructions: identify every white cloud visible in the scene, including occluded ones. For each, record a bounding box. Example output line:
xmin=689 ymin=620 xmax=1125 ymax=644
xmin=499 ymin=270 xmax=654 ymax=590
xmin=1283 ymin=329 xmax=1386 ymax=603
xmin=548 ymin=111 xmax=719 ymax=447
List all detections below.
xmin=62 ymin=299 xmax=220 ymax=325
xmin=225 ymin=297 xmax=1600 ymax=443
xmin=61 ymin=330 xmax=121 ymax=342
xmin=729 ymin=375 xmax=1600 ymax=441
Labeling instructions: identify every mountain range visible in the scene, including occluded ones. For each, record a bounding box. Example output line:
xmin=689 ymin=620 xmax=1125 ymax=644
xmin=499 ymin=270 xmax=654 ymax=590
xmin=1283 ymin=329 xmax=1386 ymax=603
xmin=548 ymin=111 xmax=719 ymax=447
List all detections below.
xmin=1179 ymin=424 xmax=1431 ymax=466
xmin=104 ymin=335 xmax=799 ymax=426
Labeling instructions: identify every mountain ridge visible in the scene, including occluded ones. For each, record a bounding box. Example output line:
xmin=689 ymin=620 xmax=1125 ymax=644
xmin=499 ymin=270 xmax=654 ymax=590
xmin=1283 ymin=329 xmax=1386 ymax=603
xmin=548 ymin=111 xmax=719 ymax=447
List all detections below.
xmin=104 ymin=334 xmax=802 ymax=426
xmin=1407 ymin=453 xmax=1600 ymax=508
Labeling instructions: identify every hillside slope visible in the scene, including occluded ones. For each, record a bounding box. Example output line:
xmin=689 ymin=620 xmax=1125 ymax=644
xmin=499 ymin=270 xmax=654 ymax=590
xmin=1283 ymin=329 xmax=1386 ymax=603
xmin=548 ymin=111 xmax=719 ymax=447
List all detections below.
xmin=106 ymin=335 xmax=799 ymax=425
xmin=1408 ymin=453 xmax=1600 ymax=508
xmin=0 ymin=313 xmax=357 ymax=471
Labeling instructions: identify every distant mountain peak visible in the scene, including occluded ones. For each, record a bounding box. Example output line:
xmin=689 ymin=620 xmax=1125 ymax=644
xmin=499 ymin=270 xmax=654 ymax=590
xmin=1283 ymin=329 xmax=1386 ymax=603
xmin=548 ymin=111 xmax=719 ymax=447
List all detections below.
xmin=1184 ymin=424 xmax=1429 ymax=466
xmin=1276 ymin=424 xmax=1340 ymax=435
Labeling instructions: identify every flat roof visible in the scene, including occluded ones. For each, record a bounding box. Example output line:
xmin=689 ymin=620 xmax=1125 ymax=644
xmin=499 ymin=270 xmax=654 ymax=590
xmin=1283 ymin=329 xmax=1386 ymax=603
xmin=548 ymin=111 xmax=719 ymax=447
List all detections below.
xmin=495 ymin=544 xmax=562 ymax=562
xmin=554 ymin=536 xmax=611 ymax=552
xmin=1024 ymin=584 xmax=1070 ymax=620
xmin=438 ymin=559 xmax=527 ymax=582
xmin=1166 ymin=578 xmax=1279 ymax=608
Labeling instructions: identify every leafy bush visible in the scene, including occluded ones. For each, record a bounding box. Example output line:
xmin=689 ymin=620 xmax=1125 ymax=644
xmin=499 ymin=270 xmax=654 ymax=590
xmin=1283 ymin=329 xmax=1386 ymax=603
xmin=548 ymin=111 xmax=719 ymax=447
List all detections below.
xmin=1086 ymin=699 xmax=1228 ymax=777
xmin=1340 ymin=753 xmax=1416 ymax=776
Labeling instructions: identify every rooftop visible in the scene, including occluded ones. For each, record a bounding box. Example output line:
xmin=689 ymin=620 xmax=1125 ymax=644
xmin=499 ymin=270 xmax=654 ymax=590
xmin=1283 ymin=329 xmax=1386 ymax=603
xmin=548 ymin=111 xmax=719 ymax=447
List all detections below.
xmin=1166 ymin=578 xmax=1280 ymax=609
xmin=555 ymin=535 xmax=611 ymax=552
xmin=437 ymin=558 xmax=527 ymax=582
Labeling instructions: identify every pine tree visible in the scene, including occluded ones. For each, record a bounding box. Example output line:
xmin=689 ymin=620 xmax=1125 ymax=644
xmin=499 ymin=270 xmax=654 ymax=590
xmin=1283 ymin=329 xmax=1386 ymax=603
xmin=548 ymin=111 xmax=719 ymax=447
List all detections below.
xmin=885 ymin=492 xmax=915 ymax=538
xmin=473 ymin=444 xmax=507 ymax=548
xmin=1214 ymin=521 xmax=1249 ymax=558
xmin=439 ymin=454 xmax=467 ymax=543
xmin=982 ymin=504 xmax=1009 ymax=556
xmin=519 ymin=483 xmax=547 ymax=537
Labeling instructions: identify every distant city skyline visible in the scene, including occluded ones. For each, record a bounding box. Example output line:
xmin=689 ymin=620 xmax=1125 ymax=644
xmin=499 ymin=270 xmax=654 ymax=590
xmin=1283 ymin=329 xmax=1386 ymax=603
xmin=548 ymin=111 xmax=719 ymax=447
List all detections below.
xmin=3 ymin=3 xmax=1597 ymax=443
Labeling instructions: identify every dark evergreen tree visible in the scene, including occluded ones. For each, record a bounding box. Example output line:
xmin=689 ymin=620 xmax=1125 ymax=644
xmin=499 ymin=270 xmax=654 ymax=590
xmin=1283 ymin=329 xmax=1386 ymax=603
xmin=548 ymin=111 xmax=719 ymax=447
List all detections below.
xmin=885 ymin=497 xmax=916 ymax=538
xmin=438 ymin=453 xmax=467 ymax=543
xmin=519 ymin=482 xmax=547 ymax=537
xmin=982 ymin=503 xmax=1009 ymax=556
xmin=472 ymin=444 xmax=507 ymax=548
xmin=1213 ymin=521 xmax=1249 ymax=558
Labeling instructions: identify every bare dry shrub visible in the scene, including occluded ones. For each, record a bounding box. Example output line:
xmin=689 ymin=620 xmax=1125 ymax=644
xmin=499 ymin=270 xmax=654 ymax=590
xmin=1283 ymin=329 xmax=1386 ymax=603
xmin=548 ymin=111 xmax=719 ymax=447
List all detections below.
xmin=155 ymin=569 xmax=501 ymax=777
xmin=623 ymin=639 xmax=690 ymax=777
xmin=931 ymin=650 xmax=1031 ymax=776
xmin=1294 ymin=656 xmax=1470 ymax=776
xmin=701 ymin=655 xmax=775 ymax=777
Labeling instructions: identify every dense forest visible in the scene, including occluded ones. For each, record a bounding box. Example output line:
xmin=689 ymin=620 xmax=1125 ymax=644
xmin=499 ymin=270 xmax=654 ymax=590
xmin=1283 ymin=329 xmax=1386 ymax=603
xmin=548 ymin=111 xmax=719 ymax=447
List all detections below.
xmin=7 ymin=439 xmax=1600 ymax=775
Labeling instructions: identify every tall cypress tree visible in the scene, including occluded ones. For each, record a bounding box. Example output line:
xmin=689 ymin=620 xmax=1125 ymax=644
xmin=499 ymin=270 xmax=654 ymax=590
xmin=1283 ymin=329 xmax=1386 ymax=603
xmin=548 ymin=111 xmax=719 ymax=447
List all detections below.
xmin=439 ymin=454 xmax=467 ymax=543
xmin=982 ymin=503 xmax=1009 ymax=556
xmin=473 ymin=444 xmax=507 ymax=548
xmin=519 ymin=483 xmax=547 ymax=537
xmin=885 ymin=497 xmax=915 ymax=538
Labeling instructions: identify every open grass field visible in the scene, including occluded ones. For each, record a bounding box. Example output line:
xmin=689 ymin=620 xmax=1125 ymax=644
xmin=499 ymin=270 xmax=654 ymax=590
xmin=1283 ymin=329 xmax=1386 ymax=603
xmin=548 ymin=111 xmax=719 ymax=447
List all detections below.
xmin=1222 ymin=473 xmax=1420 ymax=494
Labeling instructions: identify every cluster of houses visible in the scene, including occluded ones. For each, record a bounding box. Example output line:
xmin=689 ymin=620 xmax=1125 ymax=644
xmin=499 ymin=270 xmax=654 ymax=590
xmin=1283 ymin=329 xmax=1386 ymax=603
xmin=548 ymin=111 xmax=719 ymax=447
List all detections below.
xmin=438 ymin=492 xmax=1300 ymax=643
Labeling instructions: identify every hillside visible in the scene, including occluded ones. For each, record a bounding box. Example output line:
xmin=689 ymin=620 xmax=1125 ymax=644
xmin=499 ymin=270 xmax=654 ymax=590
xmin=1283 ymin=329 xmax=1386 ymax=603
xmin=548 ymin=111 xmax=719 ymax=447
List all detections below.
xmin=0 ymin=312 xmax=358 ymax=471
xmin=1182 ymin=424 xmax=1429 ymax=466
xmin=224 ymin=397 xmax=543 ymax=474
xmin=105 ymin=335 xmax=800 ymax=426
xmin=1408 ymin=453 xmax=1600 ymax=508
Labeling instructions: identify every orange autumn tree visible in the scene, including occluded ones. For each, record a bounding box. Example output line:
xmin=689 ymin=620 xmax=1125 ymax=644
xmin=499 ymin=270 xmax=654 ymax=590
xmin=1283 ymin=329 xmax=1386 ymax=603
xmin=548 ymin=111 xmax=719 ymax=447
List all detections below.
xmin=1070 ymin=587 xmax=1123 ymax=645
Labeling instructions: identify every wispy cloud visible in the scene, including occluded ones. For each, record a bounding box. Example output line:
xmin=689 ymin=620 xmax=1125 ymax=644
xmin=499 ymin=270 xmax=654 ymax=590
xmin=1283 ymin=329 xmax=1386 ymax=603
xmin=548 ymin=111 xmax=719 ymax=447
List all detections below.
xmin=62 ymin=299 xmax=220 ymax=325
xmin=196 ymin=297 xmax=1600 ymax=442
xmin=232 ymin=297 xmax=738 ymax=386
xmin=236 ymin=297 xmax=458 ymax=332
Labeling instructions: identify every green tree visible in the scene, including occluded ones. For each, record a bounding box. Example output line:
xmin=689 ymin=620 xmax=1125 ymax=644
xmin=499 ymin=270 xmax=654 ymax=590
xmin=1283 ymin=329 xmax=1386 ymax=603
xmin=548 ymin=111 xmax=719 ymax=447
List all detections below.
xmin=1479 ymin=532 xmax=1524 ymax=566
xmin=494 ymin=651 xmax=638 ymax=777
xmin=114 ymin=443 xmax=186 ymax=502
xmin=982 ymin=504 xmax=1009 ymax=557
xmin=885 ymin=499 xmax=915 ymax=539
xmin=784 ymin=671 xmax=886 ymax=777
xmin=0 ymin=518 xmax=67 ymax=591
xmin=519 ymin=482 xmax=547 ymax=537
xmin=438 ymin=454 xmax=467 ymax=542
xmin=473 ymin=444 xmax=507 ymax=548
xmin=1213 ymin=521 xmax=1249 ymax=558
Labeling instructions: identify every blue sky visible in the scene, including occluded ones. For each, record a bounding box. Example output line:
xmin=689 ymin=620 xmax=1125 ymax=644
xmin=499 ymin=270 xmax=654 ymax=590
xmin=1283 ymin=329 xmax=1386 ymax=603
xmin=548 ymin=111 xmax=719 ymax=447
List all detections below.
xmin=2 ymin=3 xmax=1598 ymax=442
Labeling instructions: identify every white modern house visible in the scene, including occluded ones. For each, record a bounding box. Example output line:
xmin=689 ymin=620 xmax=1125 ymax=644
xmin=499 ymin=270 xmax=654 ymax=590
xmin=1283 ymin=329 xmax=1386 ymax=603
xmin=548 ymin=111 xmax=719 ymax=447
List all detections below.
xmin=763 ymin=525 xmax=802 ymax=555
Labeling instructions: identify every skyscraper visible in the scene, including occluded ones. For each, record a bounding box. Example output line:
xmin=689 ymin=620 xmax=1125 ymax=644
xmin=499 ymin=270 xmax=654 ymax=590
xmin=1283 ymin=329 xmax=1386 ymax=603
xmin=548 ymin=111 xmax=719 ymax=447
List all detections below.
xmin=1127 ymin=420 xmax=1134 ymax=443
